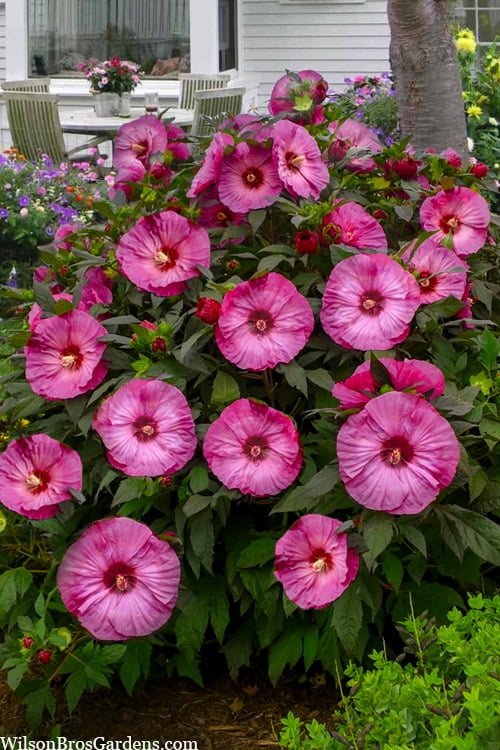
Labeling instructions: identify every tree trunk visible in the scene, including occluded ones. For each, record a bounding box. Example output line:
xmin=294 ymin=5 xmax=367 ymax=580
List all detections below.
xmin=388 ymin=0 xmax=468 ymax=157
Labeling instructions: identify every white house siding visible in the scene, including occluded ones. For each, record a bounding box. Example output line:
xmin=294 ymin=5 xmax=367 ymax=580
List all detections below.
xmin=239 ymin=0 xmax=390 ymax=112
xmin=0 ymin=2 xmax=7 ymax=149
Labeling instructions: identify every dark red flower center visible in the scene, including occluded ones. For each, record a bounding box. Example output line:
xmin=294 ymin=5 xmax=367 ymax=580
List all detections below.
xmin=242 ymin=168 xmax=264 ymax=189
xmin=25 ymin=469 xmax=50 ymax=494
xmin=59 ymin=345 xmax=83 ymax=370
xmin=154 ymin=246 xmax=178 ymax=270
xmin=322 ymin=222 xmax=342 ymax=244
xmin=285 ymin=151 xmax=306 ymax=171
xmin=439 ymin=214 xmax=460 ymax=234
xmin=381 ymin=436 xmax=414 ymax=467
xmin=243 ymin=435 xmax=269 ymax=461
xmin=418 ymin=271 xmax=438 ymax=293
xmin=215 ymin=207 xmax=234 ymax=225
xmin=248 ymin=310 xmax=274 ymax=335
xmin=309 ymin=547 xmax=333 ymax=574
xmin=360 ymin=290 xmax=384 ymax=315
xmin=133 ymin=416 xmax=158 ymax=441
xmin=103 ymin=562 xmax=136 ymax=592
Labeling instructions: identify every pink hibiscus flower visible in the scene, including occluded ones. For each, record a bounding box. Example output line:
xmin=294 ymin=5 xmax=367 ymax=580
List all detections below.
xmin=402 ymin=239 xmax=468 ymax=305
xmin=217 ymin=142 xmax=283 ymax=213
xmin=28 ymin=292 xmax=73 ymax=332
xmin=25 ymin=310 xmax=108 ymax=400
xmin=203 ymin=399 xmax=302 ymax=497
xmin=92 ymin=378 xmax=197 ymax=477
xmin=321 ymin=201 xmax=388 ymax=250
xmin=320 ymin=254 xmax=421 ymax=350
xmin=268 ymin=69 xmax=328 ymax=120
xmin=215 ymin=273 xmax=314 ymax=371
xmin=113 ymin=114 xmax=169 ymax=170
xmin=197 ymin=186 xmax=248 ymax=230
xmin=327 ymin=119 xmax=382 ymax=172
xmin=108 ymin=161 xmax=147 ymax=201
xmin=271 ymin=119 xmax=330 ymax=200
xmin=0 ymin=434 xmax=82 ymax=519
xmin=337 ymin=391 xmax=460 ymax=514
xmin=115 ymin=211 xmax=211 ymax=297
xmin=57 ymin=517 xmax=180 ymax=640
xmin=186 ymin=132 xmax=234 ymax=199
xmin=419 ymin=186 xmax=490 ymax=257
xmin=332 ymin=357 xmax=446 ymax=410
xmin=274 ymin=514 xmax=359 ymax=609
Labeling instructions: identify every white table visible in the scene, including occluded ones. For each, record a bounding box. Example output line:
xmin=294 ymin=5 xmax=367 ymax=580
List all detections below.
xmin=60 ymin=107 xmax=194 ymax=136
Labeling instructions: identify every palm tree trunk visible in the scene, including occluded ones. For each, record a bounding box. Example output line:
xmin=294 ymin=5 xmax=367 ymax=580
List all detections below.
xmin=388 ymin=0 xmax=468 ymax=157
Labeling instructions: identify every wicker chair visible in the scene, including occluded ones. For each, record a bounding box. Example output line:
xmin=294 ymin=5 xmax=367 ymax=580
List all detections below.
xmin=178 ymin=73 xmax=231 ymax=110
xmin=2 ymin=90 xmax=107 ymax=164
xmin=191 ymin=86 xmax=245 ymax=138
xmin=1 ymin=78 xmax=51 ymax=93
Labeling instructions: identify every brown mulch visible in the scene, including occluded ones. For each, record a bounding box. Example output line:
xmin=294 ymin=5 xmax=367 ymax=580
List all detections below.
xmin=0 ymin=664 xmax=341 ymax=748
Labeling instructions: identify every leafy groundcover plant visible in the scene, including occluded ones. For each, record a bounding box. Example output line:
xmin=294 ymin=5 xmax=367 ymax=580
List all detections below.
xmin=0 ymin=69 xmax=499 ymax=730
xmin=279 ymin=593 xmax=500 ymax=749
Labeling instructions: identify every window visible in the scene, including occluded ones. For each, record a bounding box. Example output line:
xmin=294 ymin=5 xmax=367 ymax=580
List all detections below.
xmin=453 ymin=2 xmax=500 ymax=51
xmin=219 ymin=0 xmax=237 ymax=71
xmin=28 ymin=0 xmax=191 ymax=78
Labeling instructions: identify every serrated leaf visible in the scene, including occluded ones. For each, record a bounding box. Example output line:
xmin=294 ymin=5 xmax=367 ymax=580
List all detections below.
xmin=305 ymin=368 xmax=335 ymax=392
xmin=271 ymin=465 xmax=340 ymax=514
xmin=189 ymin=466 xmax=210 ymax=494
xmin=303 ymin=626 xmax=320 ymax=672
xmin=268 ymin=625 xmax=303 ymax=685
xmin=221 ymin=620 xmax=255 ymax=679
xmin=382 ymin=551 xmax=404 ymax=593
xmin=479 ymin=328 xmax=499 ymax=370
xmin=182 ymin=494 xmax=212 ymax=518
xmin=112 ymin=477 xmax=148 ymax=507
xmin=434 ymin=505 xmax=500 ymax=565
xmin=65 ymin=672 xmax=86 ymax=715
xmin=277 ymin=360 xmax=308 ymax=396
xmin=211 ymin=370 xmax=240 ymax=405
xmin=0 ymin=568 xmax=33 ymax=625
xmin=362 ymin=513 xmax=394 ymax=568
xmin=24 ymin=683 xmax=56 ymax=728
xmin=237 ymin=537 xmax=277 ymax=568
xmin=119 ymin=641 xmax=152 ymax=696
xmin=400 ymin=525 xmax=427 ymax=558
xmin=189 ymin=509 xmax=214 ymax=573
xmin=331 ymin=582 xmax=363 ymax=655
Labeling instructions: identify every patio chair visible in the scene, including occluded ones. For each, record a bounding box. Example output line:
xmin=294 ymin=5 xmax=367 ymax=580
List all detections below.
xmin=178 ymin=73 xmax=231 ymax=110
xmin=1 ymin=78 xmax=51 ymax=93
xmin=191 ymin=86 xmax=245 ymax=138
xmin=2 ymin=90 xmax=107 ymax=164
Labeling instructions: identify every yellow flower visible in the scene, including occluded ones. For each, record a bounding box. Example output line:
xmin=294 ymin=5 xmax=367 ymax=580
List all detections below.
xmin=467 ymin=105 xmax=482 ymax=119
xmin=456 ymin=36 xmax=476 ymax=54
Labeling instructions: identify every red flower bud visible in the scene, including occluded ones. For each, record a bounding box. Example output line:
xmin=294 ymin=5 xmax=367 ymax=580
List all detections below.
xmin=310 ymin=80 xmax=328 ymax=104
xmin=372 ymin=209 xmax=387 ymax=222
xmin=38 ymin=650 xmax=52 ymax=664
xmin=151 ymin=336 xmax=166 ymax=353
xmin=390 ymin=156 xmax=418 ymax=179
xmin=22 ymin=637 xmax=34 ymax=649
xmin=294 ymin=230 xmax=319 ymax=255
xmin=328 ymin=138 xmax=350 ymax=163
xmin=226 ymin=259 xmax=240 ymax=272
xmin=195 ymin=297 xmax=221 ymax=324
xmin=140 ymin=320 xmax=158 ymax=331
xmin=470 ymin=162 xmax=488 ymax=178
xmin=159 ymin=474 xmax=173 ymax=487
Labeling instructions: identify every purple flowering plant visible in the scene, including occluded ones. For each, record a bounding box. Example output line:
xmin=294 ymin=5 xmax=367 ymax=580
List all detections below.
xmin=329 ymin=73 xmax=399 ymax=144
xmin=0 ymin=68 xmax=499 ymax=730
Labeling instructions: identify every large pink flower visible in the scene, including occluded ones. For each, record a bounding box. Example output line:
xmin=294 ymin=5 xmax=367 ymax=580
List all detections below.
xmin=337 ymin=391 xmax=460 ymax=514
xmin=402 ymin=239 xmax=468 ymax=305
xmin=57 ymin=517 xmax=180 ymax=640
xmin=115 ymin=211 xmax=211 ymax=297
xmin=113 ymin=114 xmax=169 ymax=170
xmin=25 ymin=310 xmax=108 ymax=400
xmin=327 ymin=119 xmax=382 ymax=172
xmin=274 ymin=514 xmax=359 ymax=609
xmin=419 ymin=186 xmax=490 ymax=257
xmin=320 ymin=254 xmax=421 ymax=350
xmin=321 ymin=201 xmax=388 ymax=250
xmin=0 ymin=434 xmax=82 ymax=520
xmin=203 ymin=399 xmax=302 ymax=497
xmin=268 ymin=69 xmax=328 ymax=120
xmin=217 ymin=142 xmax=283 ymax=212
xmin=215 ymin=273 xmax=314 ymax=371
xmin=332 ymin=357 xmax=446 ymax=410
xmin=271 ymin=119 xmax=329 ymax=200
xmin=93 ymin=378 xmax=197 ymax=477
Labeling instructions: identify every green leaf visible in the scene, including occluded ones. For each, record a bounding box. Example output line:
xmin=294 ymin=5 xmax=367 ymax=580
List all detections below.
xmin=65 ymin=672 xmax=86 ymax=715
xmin=382 ymin=552 xmax=404 ymax=593
xmin=211 ymin=370 xmax=240 ymax=405
xmin=237 ymin=537 xmax=277 ymax=568
xmin=304 ymin=368 xmax=335 ymax=392
xmin=189 ymin=466 xmax=210 ymax=494
xmin=434 ymin=505 xmax=500 ymax=565
xmin=331 ymin=581 xmax=363 ymax=654
xmin=303 ymin=626 xmax=320 ymax=672
xmin=221 ymin=620 xmax=255 ymax=679
xmin=248 ymin=209 xmax=267 ymax=234
xmin=271 ymin=465 xmax=340 ymax=514
xmin=207 ymin=579 xmax=230 ymax=644
xmin=0 ymin=568 xmax=33 ymax=625
xmin=112 ymin=477 xmax=148 ymax=507
xmin=175 ymin=594 xmax=211 ymax=658
xmin=189 ymin=509 xmax=214 ymax=573
xmin=119 ymin=641 xmax=152 ymax=696
xmin=182 ymin=494 xmax=212 ymax=518
xmin=479 ymin=328 xmax=499 ymax=371
xmin=24 ymin=683 xmax=56 ymax=728
xmin=362 ymin=513 xmax=394 ymax=568
xmin=277 ymin=360 xmax=308 ymax=396
xmin=400 ymin=525 xmax=427 ymax=558
xmin=268 ymin=624 xmax=304 ymax=685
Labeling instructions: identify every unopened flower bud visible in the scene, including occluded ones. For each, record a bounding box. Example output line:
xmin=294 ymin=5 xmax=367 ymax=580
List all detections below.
xmin=328 ymin=138 xmax=349 ymax=163
xmin=22 ymin=636 xmax=34 ymax=649
xmin=470 ymin=162 xmax=488 ymax=178
xmin=151 ymin=336 xmax=166 ymax=353
xmin=195 ymin=297 xmax=221 ymax=324
xmin=390 ymin=156 xmax=418 ymax=179
xmin=38 ymin=650 xmax=52 ymax=664
xmin=294 ymin=230 xmax=319 ymax=255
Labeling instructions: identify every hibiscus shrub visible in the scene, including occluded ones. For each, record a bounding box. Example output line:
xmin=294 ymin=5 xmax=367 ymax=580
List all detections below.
xmin=0 ymin=70 xmax=499 ymax=727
